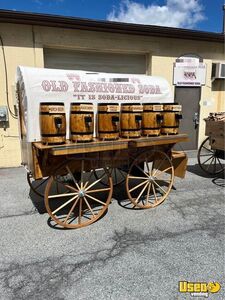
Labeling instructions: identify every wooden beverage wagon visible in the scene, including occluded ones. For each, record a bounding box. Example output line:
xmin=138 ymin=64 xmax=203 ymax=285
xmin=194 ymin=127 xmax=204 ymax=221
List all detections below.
xmin=198 ymin=112 xmax=225 ymax=175
xmin=17 ymin=66 xmax=188 ymax=229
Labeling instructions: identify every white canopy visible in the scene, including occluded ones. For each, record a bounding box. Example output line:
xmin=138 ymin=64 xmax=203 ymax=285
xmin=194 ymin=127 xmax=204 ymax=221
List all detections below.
xmin=17 ymin=66 xmax=173 ymax=142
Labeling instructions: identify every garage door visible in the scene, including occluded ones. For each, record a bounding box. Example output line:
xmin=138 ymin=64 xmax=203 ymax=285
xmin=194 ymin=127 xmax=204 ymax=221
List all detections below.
xmin=44 ymin=48 xmax=146 ymax=74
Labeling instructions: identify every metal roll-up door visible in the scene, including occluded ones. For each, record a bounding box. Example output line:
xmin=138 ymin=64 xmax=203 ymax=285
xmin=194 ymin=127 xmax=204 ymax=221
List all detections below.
xmin=44 ymin=48 xmax=146 ymax=74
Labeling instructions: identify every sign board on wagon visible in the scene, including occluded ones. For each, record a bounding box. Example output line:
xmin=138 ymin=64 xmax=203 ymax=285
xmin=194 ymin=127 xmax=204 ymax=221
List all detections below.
xmin=17 ymin=66 xmax=173 ymax=142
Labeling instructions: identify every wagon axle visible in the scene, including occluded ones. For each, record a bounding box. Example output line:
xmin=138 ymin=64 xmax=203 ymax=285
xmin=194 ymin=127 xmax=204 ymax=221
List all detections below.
xmin=78 ymin=190 xmax=86 ymax=198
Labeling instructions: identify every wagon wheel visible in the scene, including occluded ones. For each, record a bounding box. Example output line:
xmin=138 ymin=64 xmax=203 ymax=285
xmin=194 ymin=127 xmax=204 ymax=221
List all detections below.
xmin=93 ymin=168 xmax=127 ymax=187
xmin=27 ymin=173 xmax=49 ymax=198
xmin=197 ymin=137 xmax=225 ymax=175
xmin=126 ymin=150 xmax=174 ymax=208
xmin=45 ymin=158 xmax=113 ymax=229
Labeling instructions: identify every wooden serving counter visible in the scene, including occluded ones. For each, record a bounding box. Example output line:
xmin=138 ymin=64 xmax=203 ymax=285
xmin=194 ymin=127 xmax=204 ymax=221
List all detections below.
xmin=33 ymin=134 xmax=188 ymax=156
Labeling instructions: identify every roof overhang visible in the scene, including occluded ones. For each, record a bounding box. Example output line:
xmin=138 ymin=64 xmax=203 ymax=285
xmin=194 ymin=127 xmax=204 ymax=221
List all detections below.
xmin=0 ymin=9 xmax=224 ymax=43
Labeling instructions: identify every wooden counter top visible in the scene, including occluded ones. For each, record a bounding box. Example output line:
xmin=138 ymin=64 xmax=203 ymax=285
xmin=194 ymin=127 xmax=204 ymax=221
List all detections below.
xmin=33 ymin=134 xmax=188 ymax=156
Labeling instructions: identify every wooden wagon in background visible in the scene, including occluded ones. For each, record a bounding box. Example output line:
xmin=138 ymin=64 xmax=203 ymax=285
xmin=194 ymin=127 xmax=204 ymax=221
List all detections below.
xmin=198 ymin=114 xmax=225 ymax=176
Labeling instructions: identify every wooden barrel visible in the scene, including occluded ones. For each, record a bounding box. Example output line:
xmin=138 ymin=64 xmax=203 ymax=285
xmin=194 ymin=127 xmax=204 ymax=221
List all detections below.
xmin=40 ymin=102 xmax=66 ymax=144
xmin=121 ymin=103 xmax=143 ymax=138
xmin=98 ymin=103 xmax=120 ymax=140
xmin=142 ymin=103 xmax=163 ymax=136
xmin=70 ymin=103 xmax=94 ymax=142
xmin=161 ymin=103 xmax=182 ymax=135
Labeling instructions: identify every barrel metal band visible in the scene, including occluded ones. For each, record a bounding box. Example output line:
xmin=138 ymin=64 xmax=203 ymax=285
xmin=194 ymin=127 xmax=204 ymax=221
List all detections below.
xmin=98 ymin=130 xmax=119 ymax=133
xmin=71 ymin=132 xmax=93 ymax=135
xmin=99 ymin=138 xmax=119 ymax=141
xmin=98 ymin=111 xmax=119 ymax=114
xmin=121 ymin=128 xmax=141 ymax=131
xmin=70 ymin=112 xmax=93 ymax=114
xmin=143 ymin=127 xmax=160 ymax=130
xmin=75 ymin=140 xmax=93 ymax=143
xmin=41 ymin=133 xmax=66 ymax=137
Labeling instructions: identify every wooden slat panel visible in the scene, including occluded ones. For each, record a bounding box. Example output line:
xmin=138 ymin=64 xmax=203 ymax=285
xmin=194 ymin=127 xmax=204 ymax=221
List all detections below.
xmin=205 ymin=120 xmax=225 ymax=137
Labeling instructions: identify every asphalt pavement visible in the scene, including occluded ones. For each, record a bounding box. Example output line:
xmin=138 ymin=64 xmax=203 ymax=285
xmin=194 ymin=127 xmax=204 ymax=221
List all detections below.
xmin=0 ymin=155 xmax=224 ymax=300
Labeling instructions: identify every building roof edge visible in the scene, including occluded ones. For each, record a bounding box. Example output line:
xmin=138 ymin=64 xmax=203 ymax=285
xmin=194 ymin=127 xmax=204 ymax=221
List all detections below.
xmin=0 ymin=9 xmax=224 ymax=43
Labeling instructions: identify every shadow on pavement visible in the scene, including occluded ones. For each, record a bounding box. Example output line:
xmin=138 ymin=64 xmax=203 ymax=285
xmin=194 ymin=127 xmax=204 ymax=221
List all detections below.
xmin=212 ymin=175 xmax=225 ymax=188
xmin=186 ymin=164 xmax=215 ymax=178
xmin=29 ymin=190 xmax=46 ymax=214
xmin=187 ymin=163 xmax=225 ymax=187
xmin=113 ymin=183 xmax=142 ymax=210
xmin=47 ymin=207 xmax=109 ymax=230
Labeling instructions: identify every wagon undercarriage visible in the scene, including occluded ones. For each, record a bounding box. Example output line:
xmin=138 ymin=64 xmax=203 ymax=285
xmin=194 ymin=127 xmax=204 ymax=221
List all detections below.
xmin=27 ymin=134 xmax=188 ymax=229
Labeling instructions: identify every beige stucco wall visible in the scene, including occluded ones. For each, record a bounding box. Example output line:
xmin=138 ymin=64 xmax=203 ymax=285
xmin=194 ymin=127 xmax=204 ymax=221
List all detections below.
xmin=0 ymin=24 xmax=43 ymax=167
xmin=0 ymin=22 xmax=224 ymax=167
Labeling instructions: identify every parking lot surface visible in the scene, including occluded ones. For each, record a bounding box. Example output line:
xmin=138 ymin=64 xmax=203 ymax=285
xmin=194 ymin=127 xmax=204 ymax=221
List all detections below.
xmin=0 ymin=156 xmax=224 ymax=300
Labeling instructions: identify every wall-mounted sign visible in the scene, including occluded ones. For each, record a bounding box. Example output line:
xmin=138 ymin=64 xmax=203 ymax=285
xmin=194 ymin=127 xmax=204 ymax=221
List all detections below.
xmin=173 ymin=56 xmax=206 ymax=86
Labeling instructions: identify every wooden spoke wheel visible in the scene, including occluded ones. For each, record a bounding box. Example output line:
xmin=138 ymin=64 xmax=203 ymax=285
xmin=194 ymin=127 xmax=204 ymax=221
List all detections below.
xmin=93 ymin=168 xmax=127 ymax=187
xmin=197 ymin=137 xmax=225 ymax=175
xmin=44 ymin=158 xmax=113 ymax=229
xmin=126 ymin=150 xmax=174 ymax=208
xmin=27 ymin=173 xmax=49 ymax=198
